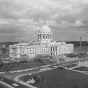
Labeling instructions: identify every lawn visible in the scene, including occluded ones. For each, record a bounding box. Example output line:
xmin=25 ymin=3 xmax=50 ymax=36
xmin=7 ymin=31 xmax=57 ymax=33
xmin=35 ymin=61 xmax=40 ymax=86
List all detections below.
xmin=0 ymin=61 xmax=44 ymax=72
xmin=74 ymin=66 xmax=88 ymax=71
xmin=66 ymin=64 xmax=77 ymax=68
xmin=20 ymin=69 xmax=88 ymax=88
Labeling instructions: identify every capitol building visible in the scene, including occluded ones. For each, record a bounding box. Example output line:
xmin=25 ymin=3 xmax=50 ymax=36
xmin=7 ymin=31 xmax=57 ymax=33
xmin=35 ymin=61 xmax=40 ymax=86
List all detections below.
xmin=9 ymin=23 xmax=74 ymax=60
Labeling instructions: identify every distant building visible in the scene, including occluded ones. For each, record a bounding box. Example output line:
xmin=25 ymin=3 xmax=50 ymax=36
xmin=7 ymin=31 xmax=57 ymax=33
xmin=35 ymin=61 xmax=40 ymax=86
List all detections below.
xmin=9 ymin=23 xmax=74 ymax=60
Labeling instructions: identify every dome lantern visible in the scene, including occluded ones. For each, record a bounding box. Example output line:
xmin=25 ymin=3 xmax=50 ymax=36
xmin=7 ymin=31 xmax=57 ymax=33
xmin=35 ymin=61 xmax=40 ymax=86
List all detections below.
xmin=38 ymin=23 xmax=52 ymax=44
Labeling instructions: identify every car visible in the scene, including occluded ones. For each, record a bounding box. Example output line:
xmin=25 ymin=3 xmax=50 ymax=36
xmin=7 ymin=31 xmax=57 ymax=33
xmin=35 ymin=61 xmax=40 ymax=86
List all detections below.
xmin=40 ymin=68 xmax=46 ymax=71
xmin=12 ymin=83 xmax=19 ymax=87
xmin=40 ymin=67 xmax=51 ymax=71
xmin=54 ymin=66 xmax=58 ymax=68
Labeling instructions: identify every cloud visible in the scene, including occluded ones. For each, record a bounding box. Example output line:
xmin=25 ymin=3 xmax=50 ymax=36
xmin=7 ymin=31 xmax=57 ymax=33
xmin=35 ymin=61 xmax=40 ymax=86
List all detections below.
xmin=0 ymin=20 xmax=9 ymax=24
xmin=0 ymin=0 xmax=88 ymax=41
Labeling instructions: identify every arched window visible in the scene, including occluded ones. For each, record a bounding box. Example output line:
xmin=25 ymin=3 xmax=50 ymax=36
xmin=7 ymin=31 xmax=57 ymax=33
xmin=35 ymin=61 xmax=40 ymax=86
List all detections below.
xmin=46 ymin=35 xmax=47 ymax=39
xmin=43 ymin=35 xmax=45 ymax=39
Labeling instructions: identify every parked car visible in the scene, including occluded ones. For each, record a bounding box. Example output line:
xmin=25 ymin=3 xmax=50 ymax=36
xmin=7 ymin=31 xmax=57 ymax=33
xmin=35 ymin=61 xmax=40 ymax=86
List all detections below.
xmin=12 ymin=83 xmax=19 ymax=87
xmin=54 ymin=65 xmax=58 ymax=68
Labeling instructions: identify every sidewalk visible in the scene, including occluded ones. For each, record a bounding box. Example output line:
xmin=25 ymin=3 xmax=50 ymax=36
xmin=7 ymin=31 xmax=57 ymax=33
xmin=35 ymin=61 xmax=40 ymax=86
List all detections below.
xmin=19 ymin=81 xmax=37 ymax=88
xmin=0 ymin=81 xmax=15 ymax=88
xmin=0 ymin=72 xmax=5 ymax=74
xmin=9 ymin=64 xmax=53 ymax=74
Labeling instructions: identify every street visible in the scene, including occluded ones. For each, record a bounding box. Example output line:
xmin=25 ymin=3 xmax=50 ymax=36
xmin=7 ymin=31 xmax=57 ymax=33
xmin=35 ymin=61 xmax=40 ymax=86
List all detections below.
xmin=0 ymin=57 xmax=88 ymax=88
xmin=0 ymin=76 xmax=31 ymax=88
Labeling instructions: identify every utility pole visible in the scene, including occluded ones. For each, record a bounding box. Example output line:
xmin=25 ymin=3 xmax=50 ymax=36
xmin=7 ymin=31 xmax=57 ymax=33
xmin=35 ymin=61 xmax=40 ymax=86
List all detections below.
xmin=80 ymin=37 xmax=82 ymax=52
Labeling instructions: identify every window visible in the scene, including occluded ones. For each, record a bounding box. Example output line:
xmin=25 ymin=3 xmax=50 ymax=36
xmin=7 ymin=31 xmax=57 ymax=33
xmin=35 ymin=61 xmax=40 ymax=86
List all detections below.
xmin=43 ymin=35 xmax=44 ymax=39
xmin=46 ymin=36 xmax=47 ymax=39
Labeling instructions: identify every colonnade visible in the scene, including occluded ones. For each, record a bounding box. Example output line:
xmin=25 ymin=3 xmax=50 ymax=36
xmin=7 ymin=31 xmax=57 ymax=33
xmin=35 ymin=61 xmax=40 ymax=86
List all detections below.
xmin=38 ymin=34 xmax=52 ymax=40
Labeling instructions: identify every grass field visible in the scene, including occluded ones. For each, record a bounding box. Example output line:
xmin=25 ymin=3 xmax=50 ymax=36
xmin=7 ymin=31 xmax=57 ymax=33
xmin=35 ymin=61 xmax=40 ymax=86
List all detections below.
xmin=0 ymin=61 xmax=44 ymax=72
xmin=74 ymin=66 xmax=88 ymax=71
xmin=20 ymin=68 xmax=88 ymax=88
xmin=66 ymin=64 xmax=77 ymax=68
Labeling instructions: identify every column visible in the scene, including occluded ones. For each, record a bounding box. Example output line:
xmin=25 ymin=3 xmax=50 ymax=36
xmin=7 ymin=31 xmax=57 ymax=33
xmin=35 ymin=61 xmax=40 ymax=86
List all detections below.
xmin=46 ymin=34 xmax=47 ymax=39
xmin=48 ymin=34 xmax=49 ymax=39
xmin=40 ymin=34 xmax=41 ymax=40
xmin=53 ymin=47 xmax=54 ymax=51
xmin=44 ymin=34 xmax=46 ymax=39
xmin=49 ymin=35 xmax=51 ymax=39
xmin=43 ymin=34 xmax=45 ymax=40
xmin=38 ymin=34 xmax=40 ymax=40
xmin=41 ymin=34 xmax=43 ymax=39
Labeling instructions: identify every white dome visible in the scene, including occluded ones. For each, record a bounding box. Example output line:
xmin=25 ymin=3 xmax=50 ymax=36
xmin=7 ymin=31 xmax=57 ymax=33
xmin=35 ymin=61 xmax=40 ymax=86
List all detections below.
xmin=39 ymin=25 xmax=52 ymax=34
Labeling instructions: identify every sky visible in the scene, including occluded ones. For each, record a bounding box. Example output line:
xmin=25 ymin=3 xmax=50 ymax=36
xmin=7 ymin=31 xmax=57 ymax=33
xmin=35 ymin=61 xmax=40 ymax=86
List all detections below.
xmin=0 ymin=0 xmax=88 ymax=42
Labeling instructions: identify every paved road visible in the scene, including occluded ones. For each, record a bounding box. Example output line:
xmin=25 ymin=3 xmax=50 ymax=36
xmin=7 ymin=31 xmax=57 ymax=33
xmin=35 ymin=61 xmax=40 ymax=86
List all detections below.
xmin=0 ymin=76 xmax=31 ymax=88
xmin=0 ymin=57 xmax=88 ymax=88
xmin=0 ymin=82 xmax=12 ymax=88
xmin=0 ymin=84 xmax=10 ymax=88
xmin=2 ymin=58 xmax=88 ymax=80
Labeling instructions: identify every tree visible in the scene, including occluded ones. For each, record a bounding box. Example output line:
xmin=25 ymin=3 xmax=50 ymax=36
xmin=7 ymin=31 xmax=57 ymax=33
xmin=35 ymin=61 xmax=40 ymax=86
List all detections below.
xmin=20 ymin=54 xmax=28 ymax=63
xmin=56 ymin=55 xmax=65 ymax=66
xmin=2 ymin=45 xmax=7 ymax=55
xmin=33 ymin=54 xmax=53 ymax=65
xmin=32 ymin=74 xmax=44 ymax=84
xmin=59 ymin=58 xmax=65 ymax=64
xmin=0 ymin=58 xmax=4 ymax=67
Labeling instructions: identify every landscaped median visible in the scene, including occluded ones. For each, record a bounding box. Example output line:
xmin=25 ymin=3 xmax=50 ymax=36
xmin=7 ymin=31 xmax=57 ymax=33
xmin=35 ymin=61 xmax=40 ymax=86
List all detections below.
xmin=18 ymin=68 xmax=88 ymax=88
xmin=73 ymin=66 xmax=88 ymax=71
xmin=2 ymin=59 xmax=88 ymax=88
xmin=0 ymin=61 xmax=44 ymax=72
xmin=18 ymin=80 xmax=37 ymax=88
xmin=16 ymin=61 xmax=88 ymax=88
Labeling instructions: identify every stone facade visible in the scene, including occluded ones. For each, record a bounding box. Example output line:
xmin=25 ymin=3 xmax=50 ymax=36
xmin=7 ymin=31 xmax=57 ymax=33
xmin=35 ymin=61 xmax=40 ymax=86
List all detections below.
xmin=9 ymin=23 xmax=74 ymax=60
